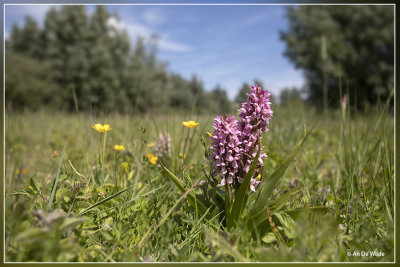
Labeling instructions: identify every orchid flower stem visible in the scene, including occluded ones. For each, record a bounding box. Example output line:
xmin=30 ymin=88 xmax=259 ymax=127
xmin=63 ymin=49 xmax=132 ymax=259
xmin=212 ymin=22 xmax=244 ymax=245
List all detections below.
xmin=225 ymin=183 xmax=233 ymax=218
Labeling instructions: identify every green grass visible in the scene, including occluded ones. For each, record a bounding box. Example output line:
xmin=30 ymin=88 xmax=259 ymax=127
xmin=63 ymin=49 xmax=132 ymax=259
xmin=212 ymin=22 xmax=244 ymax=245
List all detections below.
xmin=4 ymin=102 xmax=394 ymax=262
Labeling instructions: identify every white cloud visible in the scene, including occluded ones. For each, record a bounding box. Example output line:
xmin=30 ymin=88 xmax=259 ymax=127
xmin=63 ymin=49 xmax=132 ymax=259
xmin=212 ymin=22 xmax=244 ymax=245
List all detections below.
xmin=107 ymin=16 xmax=127 ymax=36
xmin=158 ymin=39 xmax=190 ymax=53
xmin=143 ymin=8 xmax=164 ymax=25
xmin=262 ymin=68 xmax=305 ymax=97
xmin=239 ymin=13 xmax=268 ymax=28
xmin=222 ymin=78 xmax=243 ymax=100
xmin=109 ymin=17 xmax=190 ymax=52
xmin=203 ymin=68 xmax=305 ymax=101
xmin=6 ymin=5 xmax=190 ymax=53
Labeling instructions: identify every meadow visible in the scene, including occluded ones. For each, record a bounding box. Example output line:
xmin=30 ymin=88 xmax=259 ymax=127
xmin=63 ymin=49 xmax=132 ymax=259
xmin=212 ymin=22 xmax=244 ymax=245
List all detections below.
xmin=4 ymin=99 xmax=394 ymax=262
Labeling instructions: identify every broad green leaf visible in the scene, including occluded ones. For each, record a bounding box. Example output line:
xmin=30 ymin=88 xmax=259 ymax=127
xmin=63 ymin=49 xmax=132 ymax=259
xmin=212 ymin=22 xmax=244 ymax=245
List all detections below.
xmin=262 ymin=232 xmax=276 ymax=243
xmin=227 ymin=141 xmax=261 ymax=229
xmin=273 ymin=211 xmax=296 ymax=239
xmin=60 ymin=217 xmax=88 ymax=231
xmin=15 ymin=228 xmax=47 ymax=242
xmin=104 ymin=217 xmax=114 ymax=226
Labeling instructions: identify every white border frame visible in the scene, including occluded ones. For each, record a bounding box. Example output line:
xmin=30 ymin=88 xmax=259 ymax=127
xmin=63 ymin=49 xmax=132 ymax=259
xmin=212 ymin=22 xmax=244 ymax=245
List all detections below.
xmin=2 ymin=2 xmax=396 ymax=264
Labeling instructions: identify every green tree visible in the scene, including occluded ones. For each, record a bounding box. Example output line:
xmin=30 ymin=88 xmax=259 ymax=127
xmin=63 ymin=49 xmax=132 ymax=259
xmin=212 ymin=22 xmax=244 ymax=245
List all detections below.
xmin=279 ymin=87 xmax=304 ymax=106
xmin=108 ymin=14 xmax=133 ymax=113
xmin=189 ymin=75 xmax=208 ymax=111
xmin=44 ymin=6 xmax=91 ymax=110
xmin=235 ymin=82 xmax=251 ymax=104
xmin=87 ymin=5 xmax=119 ymax=111
xmin=129 ymin=36 xmax=170 ymax=113
xmin=234 ymin=79 xmax=265 ymax=104
xmin=280 ymin=5 xmax=394 ymax=108
xmin=168 ymin=74 xmax=193 ymax=110
xmin=5 ymin=52 xmax=62 ymax=110
xmin=210 ymin=85 xmax=232 ymax=114
xmin=6 ymin=5 xmax=231 ymax=114
xmin=10 ymin=16 xmax=44 ymax=59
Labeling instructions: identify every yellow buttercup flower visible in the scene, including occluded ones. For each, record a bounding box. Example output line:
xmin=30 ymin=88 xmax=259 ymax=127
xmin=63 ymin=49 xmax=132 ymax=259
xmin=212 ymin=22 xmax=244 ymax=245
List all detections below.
xmin=93 ymin=123 xmax=112 ymax=133
xmin=182 ymin=120 xmax=199 ymax=128
xmin=146 ymin=153 xmax=158 ymax=165
xmin=147 ymin=142 xmax=155 ymax=148
xmin=16 ymin=168 xmax=28 ymax=175
xmin=114 ymin=144 xmax=125 ymax=151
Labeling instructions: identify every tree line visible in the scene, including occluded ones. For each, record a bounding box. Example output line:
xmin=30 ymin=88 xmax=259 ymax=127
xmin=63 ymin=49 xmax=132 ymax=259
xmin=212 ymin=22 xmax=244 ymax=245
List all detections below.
xmin=280 ymin=5 xmax=394 ymax=109
xmin=5 ymin=6 xmax=234 ymax=114
xmin=6 ymin=5 xmax=394 ymax=113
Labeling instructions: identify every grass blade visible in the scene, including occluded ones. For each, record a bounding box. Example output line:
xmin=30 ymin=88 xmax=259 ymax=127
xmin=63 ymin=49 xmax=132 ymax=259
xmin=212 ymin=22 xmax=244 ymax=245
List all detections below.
xmin=137 ymin=180 xmax=203 ymax=251
xmin=159 ymin=161 xmax=211 ymax=219
xmin=269 ymin=187 xmax=305 ymax=213
xmin=78 ymin=185 xmax=135 ymax=216
xmin=250 ymin=124 xmax=310 ymax=217
xmin=47 ymin=144 xmax=66 ymax=210
xmin=247 ymin=187 xmax=305 ymax=231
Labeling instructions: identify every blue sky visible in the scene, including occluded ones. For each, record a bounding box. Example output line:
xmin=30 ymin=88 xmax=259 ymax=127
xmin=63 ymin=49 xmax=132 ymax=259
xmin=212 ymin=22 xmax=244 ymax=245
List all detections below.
xmin=5 ymin=4 xmax=305 ymax=100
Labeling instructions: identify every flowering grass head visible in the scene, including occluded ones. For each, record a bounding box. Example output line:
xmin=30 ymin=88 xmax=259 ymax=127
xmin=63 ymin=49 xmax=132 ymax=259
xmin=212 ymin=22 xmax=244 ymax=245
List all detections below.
xmin=182 ymin=121 xmax=199 ymax=128
xmin=93 ymin=123 xmax=112 ymax=133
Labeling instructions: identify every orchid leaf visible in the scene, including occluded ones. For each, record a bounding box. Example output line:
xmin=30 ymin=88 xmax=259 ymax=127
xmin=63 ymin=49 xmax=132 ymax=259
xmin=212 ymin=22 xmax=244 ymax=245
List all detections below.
xmin=160 ymin=162 xmax=212 ymax=219
xmin=227 ymin=141 xmax=261 ymax=229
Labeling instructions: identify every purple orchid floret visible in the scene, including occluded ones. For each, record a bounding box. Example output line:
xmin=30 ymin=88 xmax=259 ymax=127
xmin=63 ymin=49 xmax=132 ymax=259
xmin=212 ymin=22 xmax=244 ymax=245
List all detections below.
xmin=210 ymin=115 xmax=243 ymax=187
xmin=210 ymin=84 xmax=273 ymax=192
xmin=156 ymin=133 xmax=171 ymax=160
xmin=239 ymin=84 xmax=273 ymax=141
xmin=238 ymin=84 xmax=273 ymax=191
